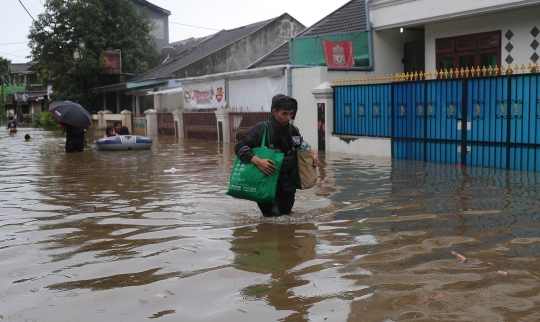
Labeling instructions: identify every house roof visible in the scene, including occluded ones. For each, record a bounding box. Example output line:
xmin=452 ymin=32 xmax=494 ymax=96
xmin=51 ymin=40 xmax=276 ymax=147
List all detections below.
xmin=132 ymin=0 xmax=171 ymax=15
xmin=91 ymin=77 xmax=169 ymax=94
xmin=248 ymin=0 xmax=367 ymax=68
xmin=130 ymin=15 xmax=285 ymax=82
xmin=8 ymin=62 xmax=38 ymax=74
xmin=13 ymin=91 xmax=47 ymax=103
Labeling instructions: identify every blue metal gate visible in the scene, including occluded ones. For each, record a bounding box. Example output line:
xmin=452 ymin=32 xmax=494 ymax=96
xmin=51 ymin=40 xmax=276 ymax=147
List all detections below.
xmin=333 ymin=73 xmax=540 ymax=171
xmin=392 ymin=80 xmax=464 ymax=164
xmin=334 ymin=84 xmax=391 ymax=137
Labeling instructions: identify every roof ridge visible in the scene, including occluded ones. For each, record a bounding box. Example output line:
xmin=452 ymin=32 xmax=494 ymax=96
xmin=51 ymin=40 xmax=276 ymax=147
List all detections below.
xmin=132 ymin=14 xmax=288 ymax=81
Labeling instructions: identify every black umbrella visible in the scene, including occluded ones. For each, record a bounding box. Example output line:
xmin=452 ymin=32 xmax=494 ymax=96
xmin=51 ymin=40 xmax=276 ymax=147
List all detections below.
xmin=48 ymin=100 xmax=92 ymax=128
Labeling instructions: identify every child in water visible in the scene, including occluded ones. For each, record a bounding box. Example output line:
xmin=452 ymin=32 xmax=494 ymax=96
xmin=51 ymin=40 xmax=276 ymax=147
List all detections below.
xmin=24 ymin=134 xmax=31 ymax=141
xmin=6 ymin=116 xmax=17 ymax=133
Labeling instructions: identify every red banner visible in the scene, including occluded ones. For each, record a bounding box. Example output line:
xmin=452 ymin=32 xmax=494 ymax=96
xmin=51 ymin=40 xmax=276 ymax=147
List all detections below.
xmin=322 ymin=40 xmax=355 ymax=68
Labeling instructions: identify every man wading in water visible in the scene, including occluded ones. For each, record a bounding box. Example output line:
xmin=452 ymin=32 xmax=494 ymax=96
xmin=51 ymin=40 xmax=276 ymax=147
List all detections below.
xmin=234 ymin=94 xmax=320 ymax=217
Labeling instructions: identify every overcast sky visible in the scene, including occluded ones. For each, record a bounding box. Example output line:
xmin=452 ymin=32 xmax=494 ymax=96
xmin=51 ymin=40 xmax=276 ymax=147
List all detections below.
xmin=2 ymin=0 xmax=351 ymax=64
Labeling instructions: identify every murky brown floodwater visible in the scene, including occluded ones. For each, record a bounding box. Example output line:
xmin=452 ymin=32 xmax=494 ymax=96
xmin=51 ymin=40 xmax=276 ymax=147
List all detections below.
xmin=1 ymin=127 xmax=540 ymax=322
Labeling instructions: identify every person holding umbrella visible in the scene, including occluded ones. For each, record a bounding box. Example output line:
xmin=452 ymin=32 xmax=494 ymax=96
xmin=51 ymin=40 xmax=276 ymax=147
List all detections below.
xmin=58 ymin=123 xmax=87 ymax=152
xmin=48 ymin=101 xmax=92 ymax=153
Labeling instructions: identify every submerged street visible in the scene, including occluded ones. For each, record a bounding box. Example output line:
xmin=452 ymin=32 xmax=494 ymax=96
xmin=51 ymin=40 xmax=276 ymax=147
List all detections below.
xmin=1 ymin=128 xmax=540 ymax=321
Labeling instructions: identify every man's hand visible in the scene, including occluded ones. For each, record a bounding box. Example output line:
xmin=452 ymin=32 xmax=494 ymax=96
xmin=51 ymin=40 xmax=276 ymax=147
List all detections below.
xmin=312 ymin=150 xmax=320 ymax=167
xmin=251 ymin=156 xmax=276 ymax=175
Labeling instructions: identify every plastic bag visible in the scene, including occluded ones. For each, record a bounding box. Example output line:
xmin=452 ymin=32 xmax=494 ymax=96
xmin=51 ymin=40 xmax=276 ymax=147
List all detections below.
xmin=226 ymin=123 xmax=284 ymax=203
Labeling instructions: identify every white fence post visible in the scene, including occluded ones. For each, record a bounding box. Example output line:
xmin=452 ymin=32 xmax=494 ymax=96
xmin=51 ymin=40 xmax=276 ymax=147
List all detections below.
xmin=215 ymin=108 xmax=231 ymax=143
xmin=144 ymin=109 xmax=158 ymax=135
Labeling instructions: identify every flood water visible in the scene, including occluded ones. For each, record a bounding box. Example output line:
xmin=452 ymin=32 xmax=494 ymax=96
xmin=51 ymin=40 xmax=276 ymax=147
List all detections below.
xmin=1 ymin=127 xmax=540 ymax=322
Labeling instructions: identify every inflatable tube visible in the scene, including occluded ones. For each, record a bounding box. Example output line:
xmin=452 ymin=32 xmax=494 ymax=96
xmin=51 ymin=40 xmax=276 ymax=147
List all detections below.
xmin=92 ymin=135 xmax=152 ymax=151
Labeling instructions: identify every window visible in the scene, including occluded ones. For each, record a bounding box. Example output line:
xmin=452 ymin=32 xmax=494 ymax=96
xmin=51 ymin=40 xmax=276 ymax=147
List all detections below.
xmin=150 ymin=19 xmax=165 ymax=39
xmin=436 ymin=31 xmax=501 ymax=73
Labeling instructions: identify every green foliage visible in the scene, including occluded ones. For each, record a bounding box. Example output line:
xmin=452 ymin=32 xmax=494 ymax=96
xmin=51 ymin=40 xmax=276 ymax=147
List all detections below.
xmin=0 ymin=56 xmax=10 ymax=80
xmin=32 ymin=111 xmax=59 ymax=130
xmin=28 ymin=0 xmax=161 ymax=113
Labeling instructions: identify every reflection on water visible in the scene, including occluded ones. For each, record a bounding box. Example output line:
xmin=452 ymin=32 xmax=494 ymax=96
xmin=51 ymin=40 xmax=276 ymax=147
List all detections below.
xmin=1 ymin=128 xmax=540 ymax=321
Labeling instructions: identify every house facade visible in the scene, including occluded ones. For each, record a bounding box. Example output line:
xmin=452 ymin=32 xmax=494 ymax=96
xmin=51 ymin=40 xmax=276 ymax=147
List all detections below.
xmin=371 ymin=0 xmax=540 ymax=74
xmin=5 ymin=62 xmax=48 ymax=120
xmin=132 ymin=0 xmax=171 ymax=52
xmin=92 ymin=14 xmax=306 ymax=115
xmin=165 ymin=0 xmax=540 ymax=163
xmin=317 ymin=0 xmax=540 ymax=158
xmin=280 ymin=0 xmax=540 ymax=158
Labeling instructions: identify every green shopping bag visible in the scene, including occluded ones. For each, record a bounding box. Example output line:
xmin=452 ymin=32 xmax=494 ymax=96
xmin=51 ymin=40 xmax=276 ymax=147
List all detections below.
xmin=226 ymin=123 xmax=284 ymax=203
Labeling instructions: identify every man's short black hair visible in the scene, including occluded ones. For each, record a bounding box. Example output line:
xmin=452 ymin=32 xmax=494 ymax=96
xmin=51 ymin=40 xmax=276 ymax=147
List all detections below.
xmin=113 ymin=121 xmax=122 ymax=126
xmin=271 ymin=94 xmax=297 ymax=111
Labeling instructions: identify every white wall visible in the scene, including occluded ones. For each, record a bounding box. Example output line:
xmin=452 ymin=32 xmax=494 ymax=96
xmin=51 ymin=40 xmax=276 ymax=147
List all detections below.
xmin=291 ymin=67 xmax=327 ymax=148
xmin=228 ymin=76 xmax=287 ymax=111
xmin=371 ymin=0 xmax=540 ymax=29
xmin=326 ymin=136 xmax=391 ymax=157
xmin=153 ymin=92 xmax=184 ymax=112
xmin=425 ymin=6 xmax=540 ymax=71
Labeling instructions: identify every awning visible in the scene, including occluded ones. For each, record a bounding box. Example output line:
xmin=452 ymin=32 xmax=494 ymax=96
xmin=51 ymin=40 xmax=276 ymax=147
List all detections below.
xmin=91 ymin=77 xmax=170 ymax=94
xmin=146 ymin=86 xmax=183 ymax=95
xmin=175 ymin=65 xmax=287 ymax=85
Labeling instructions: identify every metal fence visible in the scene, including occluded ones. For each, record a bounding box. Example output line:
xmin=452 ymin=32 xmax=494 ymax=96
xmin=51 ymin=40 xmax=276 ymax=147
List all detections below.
xmin=229 ymin=112 xmax=272 ymax=142
xmin=157 ymin=112 xmax=174 ymax=135
xmin=334 ymin=84 xmax=392 ymax=137
xmin=182 ymin=111 xmax=217 ymax=140
xmin=133 ymin=117 xmax=146 ymax=135
xmin=333 ymin=63 xmax=540 ymax=171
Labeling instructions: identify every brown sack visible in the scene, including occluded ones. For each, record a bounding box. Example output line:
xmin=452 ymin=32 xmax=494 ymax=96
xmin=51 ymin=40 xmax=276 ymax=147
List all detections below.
xmin=297 ymin=149 xmax=318 ymax=189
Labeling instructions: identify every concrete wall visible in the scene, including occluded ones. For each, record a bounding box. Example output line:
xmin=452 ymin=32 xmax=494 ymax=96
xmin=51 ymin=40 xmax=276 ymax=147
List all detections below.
xmin=225 ymin=15 xmax=305 ymax=71
xmin=132 ymin=2 xmax=169 ymax=52
xmin=173 ymin=14 xmax=305 ymax=78
xmin=291 ymin=67 xmax=327 ymax=148
xmin=153 ymin=91 xmax=184 ymax=112
xmin=425 ymin=5 xmax=540 ymax=71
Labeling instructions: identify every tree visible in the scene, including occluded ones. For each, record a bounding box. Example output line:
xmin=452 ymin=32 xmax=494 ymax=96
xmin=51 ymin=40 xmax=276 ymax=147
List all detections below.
xmin=0 ymin=56 xmax=11 ymax=83
xmin=28 ymin=0 xmax=161 ymax=112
